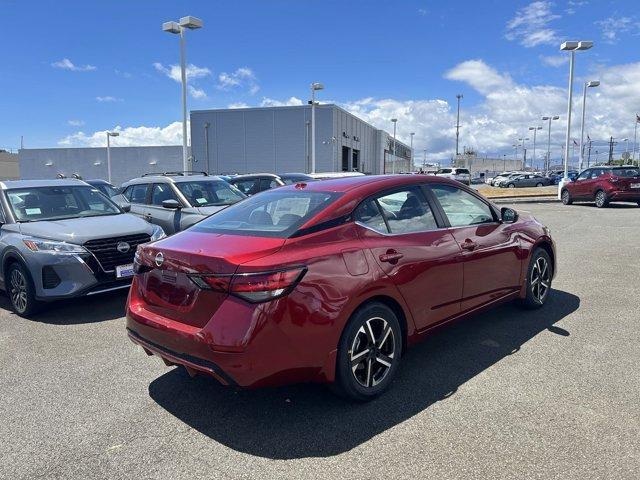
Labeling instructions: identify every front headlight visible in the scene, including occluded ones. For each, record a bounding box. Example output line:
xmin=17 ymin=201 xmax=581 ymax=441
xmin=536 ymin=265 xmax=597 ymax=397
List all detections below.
xmin=150 ymin=225 xmax=166 ymax=242
xmin=22 ymin=238 xmax=87 ymax=254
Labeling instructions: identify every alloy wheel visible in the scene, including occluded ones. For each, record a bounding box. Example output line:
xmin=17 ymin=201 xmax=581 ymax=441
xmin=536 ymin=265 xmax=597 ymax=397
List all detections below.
xmin=10 ymin=269 xmax=28 ymax=313
xmin=595 ymin=191 xmax=606 ymax=207
xmin=530 ymin=256 xmax=550 ymax=304
xmin=561 ymin=190 xmax=570 ymax=204
xmin=350 ymin=317 xmax=396 ymax=388
xmin=508 ymin=184 xmax=515 ymax=188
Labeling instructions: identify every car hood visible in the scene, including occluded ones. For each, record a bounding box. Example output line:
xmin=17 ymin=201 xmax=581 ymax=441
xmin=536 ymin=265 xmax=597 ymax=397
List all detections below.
xmin=18 ymin=213 xmax=154 ymax=244
xmin=193 ymin=205 xmax=229 ymax=216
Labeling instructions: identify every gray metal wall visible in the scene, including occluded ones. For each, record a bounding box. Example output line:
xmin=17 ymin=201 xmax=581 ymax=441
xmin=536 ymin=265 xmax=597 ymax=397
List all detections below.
xmin=18 ymin=146 xmax=183 ymax=186
xmin=190 ymin=105 xmax=409 ymax=175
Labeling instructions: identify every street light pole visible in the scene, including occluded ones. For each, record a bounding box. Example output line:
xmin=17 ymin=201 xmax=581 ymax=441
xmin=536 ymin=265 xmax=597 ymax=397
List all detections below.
xmin=455 ymin=94 xmax=463 ymax=156
xmin=633 ymin=117 xmax=639 ymax=163
xmin=106 ymin=131 xmax=119 ymax=183
xmin=162 ymin=16 xmax=203 ymax=172
xmin=542 ymin=115 xmax=560 ymax=174
xmin=559 ymin=40 xmax=593 ymax=198
xmin=310 ymin=82 xmax=324 ymax=174
xmin=529 ymin=126 xmax=542 ymax=171
xmin=410 ymin=132 xmax=415 ymax=170
xmin=578 ymin=80 xmax=600 ymax=171
xmin=391 ymin=118 xmax=398 ymax=174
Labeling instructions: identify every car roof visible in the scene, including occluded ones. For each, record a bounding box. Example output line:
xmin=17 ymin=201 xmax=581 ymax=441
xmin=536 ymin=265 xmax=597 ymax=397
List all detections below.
xmin=122 ymin=174 xmax=224 ymax=186
xmin=86 ymin=179 xmax=113 ymax=185
xmin=229 ymin=173 xmax=281 ymax=180
xmin=0 ymin=178 xmax=88 ymax=189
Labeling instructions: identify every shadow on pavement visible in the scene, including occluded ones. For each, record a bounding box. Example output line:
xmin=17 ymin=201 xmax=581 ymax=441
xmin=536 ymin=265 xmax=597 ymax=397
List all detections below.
xmin=149 ymin=289 xmax=579 ymax=459
xmin=0 ymin=289 xmax=128 ymax=324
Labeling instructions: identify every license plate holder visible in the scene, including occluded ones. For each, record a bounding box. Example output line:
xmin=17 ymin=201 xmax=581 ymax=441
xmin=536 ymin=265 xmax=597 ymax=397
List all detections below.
xmin=631 ymin=183 xmax=640 ymax=189
xmin=116 ymin=264 xmax=134 ymax=278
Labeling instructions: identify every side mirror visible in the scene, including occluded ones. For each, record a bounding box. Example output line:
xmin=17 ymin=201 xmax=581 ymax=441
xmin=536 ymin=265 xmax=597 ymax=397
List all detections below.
xmin=162 ymin=199 xmax=181 ymax=210
xmin=121 ymin=203 xmax=131 ymax=213
xmin=501 ymin=207 xmax=518 ymax=224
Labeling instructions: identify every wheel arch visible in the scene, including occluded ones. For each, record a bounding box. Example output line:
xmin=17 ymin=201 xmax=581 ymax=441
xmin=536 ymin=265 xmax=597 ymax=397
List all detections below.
xmin=534 ymin=239 xmax=555 ymax=278
xmin=351 ymin=294 xmax=409 ymax=354
xmin=1 ymin=249 xmax=29 ymax=286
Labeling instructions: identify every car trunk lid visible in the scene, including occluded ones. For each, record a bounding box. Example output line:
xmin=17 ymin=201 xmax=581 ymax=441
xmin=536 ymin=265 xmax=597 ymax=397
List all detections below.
xmin=136 ymin=231 xmax=284 ymax=327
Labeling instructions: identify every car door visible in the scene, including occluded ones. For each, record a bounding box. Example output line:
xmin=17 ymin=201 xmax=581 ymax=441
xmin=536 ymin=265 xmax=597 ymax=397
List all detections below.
xmin=572 ymin=169 xmax=592 ymax=198
xmin=146 ymin=183 xmax=183 ymax=234
xmin=122 ymin=183 xmax=150 ymax=220
xmin=428 ymin=184 xmax=522 ymax=313
xmin=355 ymin=186 xmax=463 ymax=331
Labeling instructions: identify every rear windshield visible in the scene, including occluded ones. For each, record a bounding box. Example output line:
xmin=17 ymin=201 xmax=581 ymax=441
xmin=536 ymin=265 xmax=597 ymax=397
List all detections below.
xmin=436 ymin=168 xmax=452 ymax=174
xmin=175 ymin=180 xmax=246 ymax=207
xmin=191 ymin=190 xmax=340 ymax=237
xmin=611 ymin=167 xmax=640 ymax=177
xmin=456 ymin=169 xmax=470 ymax=174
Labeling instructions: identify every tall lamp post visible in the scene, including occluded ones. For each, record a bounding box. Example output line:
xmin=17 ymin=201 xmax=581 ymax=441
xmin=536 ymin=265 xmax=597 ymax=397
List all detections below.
xmin=559 ymin=40 xmax=594 ymax=198
xmin=529 ymin=126 xmax=542 ymax=170
xmin=633 ymin=115 xmax=639 ymax=163
xmin=519 ymin=137 xmax=530 ymax=169
xmin=162 ymin=16 xmax=203 ymax=172
xmin=455 ymin=94 xmax=463 ymax=156
xmin=310 ymin=82 xmax=324 ymax=174
xmin=106 ymin=131 xmax=119 ymax=183
xmin=542 ymin=115 xmax=560 ymax=174
xmin=410 ymin=132 xmax=415 ymax=170
xmin=578 ymin=80 xmax=600 ymax=171
xmin=391 ymin=118 xmax=398 ymax=173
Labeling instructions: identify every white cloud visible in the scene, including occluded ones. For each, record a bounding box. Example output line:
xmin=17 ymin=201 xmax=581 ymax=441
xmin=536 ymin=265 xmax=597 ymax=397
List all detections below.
xmin=51 ymin=58 xmax=96 ymax=72
xmin=58 ymin=122 xmax=184 ymax=147
xmin=417 ymin=8 xmax=428 ymax=16
xmin=217 ymin=67 xmax=259 ymax=95
xmin=96 ymin=96 xmax=122 ymax=103
xmin=540 ymin=54 xmax=568 ymax=67
xmin=67 ymin=119 xmax=85 ymax=127
xmin=505 ymin=1 xmax=560 ymax=47
xmin=153 ymin=62 xmax=211 ymax=82
xmin=58 ymin=60 xmax=640 ymax=164
xmin=596 ymin=16 xmax=636 ymax=44
xmin=260 ymin=96 xmax=304 ymax=107
xmin=228 ymin=102 xmax=250 ymax=109
xmin=115 ymin=69 xmax=132 ymax=78
xmin=188 ymin=85 xmax=207 ymax=99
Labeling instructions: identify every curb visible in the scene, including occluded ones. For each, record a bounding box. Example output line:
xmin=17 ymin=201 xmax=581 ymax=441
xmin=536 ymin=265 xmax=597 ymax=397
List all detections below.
xmin=490 ymin=197 xmax=560 ymax=204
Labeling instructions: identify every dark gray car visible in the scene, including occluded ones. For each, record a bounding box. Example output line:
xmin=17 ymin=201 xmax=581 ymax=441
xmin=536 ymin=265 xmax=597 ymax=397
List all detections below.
xmin=501 ymin=174 xmax=552 ymax=188
xmin=0 ymin=179 xmax=165 ymax=316
xmin=112 ymin=172 xmax=246 ymax=235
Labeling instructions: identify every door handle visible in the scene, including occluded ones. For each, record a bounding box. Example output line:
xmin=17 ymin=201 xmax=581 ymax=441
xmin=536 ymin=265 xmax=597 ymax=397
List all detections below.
xmin=460 ymin=239 xmax=477 ymax=251
xmin=379 ymin=251 xmax=404 ymax=263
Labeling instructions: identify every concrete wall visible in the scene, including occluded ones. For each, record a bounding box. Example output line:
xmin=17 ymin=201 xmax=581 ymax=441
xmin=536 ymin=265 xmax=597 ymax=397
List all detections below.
xmin=0 ymin=151 xmax=19 ymax=180
xmin=18 ymin=146 xmax=183 ymax=185
xmin=454 ymin=155 xmax=525 ymax=176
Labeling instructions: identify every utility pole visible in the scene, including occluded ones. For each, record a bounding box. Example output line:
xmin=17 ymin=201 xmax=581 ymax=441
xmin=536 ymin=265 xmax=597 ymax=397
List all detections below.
xmin=455 ymin=94 xmax=463 ymax=156
xmin=587 ymin=140 xmax=592 ymax=167
xmin=608 ymin=136 xmax=614 ymax=164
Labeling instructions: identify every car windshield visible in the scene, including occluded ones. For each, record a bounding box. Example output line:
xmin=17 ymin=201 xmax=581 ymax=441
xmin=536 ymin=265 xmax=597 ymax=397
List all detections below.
xmin=611 ymin=167 xmax=640 ymax=177
xmin=436 ymin=169 xmax=452 ymax=174
xmin=192 ymin=190 xmax=340 ymax=238
xmin=91 ymin=183 xmax=119 ymax=197
xmin=6 ymin=186 xmax=121 ymax=222
xmin=175 ymin=180 xmax=246 ymax=207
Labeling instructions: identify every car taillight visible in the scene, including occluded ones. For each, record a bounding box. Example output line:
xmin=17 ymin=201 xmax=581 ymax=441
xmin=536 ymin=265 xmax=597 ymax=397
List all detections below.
xmin=188 ymin=267 xmax=307 ymax=303
xmin=610 ymin=176 xmax=620 ymax=183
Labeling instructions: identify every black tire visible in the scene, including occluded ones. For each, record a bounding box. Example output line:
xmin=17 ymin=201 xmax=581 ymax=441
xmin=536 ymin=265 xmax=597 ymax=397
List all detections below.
xmin=519 ymin=249 xmax=553 ymax=310
xmin=6 ymin=262 xmax=42 ymax=317
xmin=333 ymin=302 xmax=402 ymax=401
xmin=594 ymin=190 xmax=608 ymax=208
xmin=536 ymin=182 xmax=543 ymax=187
xmin=508 ymin=183 xmax=516 ymax=188
xmin=561 ymin=189 xmax=572 ymax=205
xmin=637 ymin=201 xmax=640 ymax=207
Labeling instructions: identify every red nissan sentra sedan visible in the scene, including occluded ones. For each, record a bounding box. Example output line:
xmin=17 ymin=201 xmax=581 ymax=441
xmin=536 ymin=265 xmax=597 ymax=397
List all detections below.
xmin=127 ymin=175 xmax=555 ymax=401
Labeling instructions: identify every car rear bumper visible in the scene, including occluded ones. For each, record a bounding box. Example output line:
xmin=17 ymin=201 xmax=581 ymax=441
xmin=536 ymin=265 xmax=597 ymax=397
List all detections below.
xmin=125 ymin=277 xmax=330 ymax=388
xmin=609 ymin=190 xmax=640 ymax=201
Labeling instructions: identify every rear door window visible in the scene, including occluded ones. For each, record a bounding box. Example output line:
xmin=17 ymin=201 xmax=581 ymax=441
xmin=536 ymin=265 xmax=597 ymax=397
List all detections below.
xmin=150 ymin=184 xmax=179 ymax=206
xmin=124 ymin=184 xmax=149 ymax=204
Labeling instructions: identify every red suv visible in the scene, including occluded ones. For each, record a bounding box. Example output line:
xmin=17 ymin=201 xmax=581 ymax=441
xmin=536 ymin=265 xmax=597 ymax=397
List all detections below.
xmin=127 ymin=175 xmax=555 ymax=401
xmin=561 ymin=166 xmax=640 ymax=208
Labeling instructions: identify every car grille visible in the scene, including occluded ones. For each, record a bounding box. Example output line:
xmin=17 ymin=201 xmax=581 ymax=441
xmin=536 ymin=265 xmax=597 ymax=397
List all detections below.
xmin=83 ymin=233 xmax=151 ymax=272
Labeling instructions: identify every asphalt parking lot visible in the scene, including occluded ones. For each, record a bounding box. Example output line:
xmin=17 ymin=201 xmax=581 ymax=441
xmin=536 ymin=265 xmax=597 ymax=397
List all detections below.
xmin=1 ymin=201 xmax=639 ymax=480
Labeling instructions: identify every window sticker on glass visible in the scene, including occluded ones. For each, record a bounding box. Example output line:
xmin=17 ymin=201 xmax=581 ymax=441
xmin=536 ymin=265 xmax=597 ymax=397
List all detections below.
xmin=196 ymin=197 xmax=207 ymax=204
xmin=26 ymin=208 xmax=42 ymax=215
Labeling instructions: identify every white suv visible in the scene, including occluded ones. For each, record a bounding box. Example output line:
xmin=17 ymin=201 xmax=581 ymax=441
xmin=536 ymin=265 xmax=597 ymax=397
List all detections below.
xmin=435 ymin=168 xmax=471 ymax=185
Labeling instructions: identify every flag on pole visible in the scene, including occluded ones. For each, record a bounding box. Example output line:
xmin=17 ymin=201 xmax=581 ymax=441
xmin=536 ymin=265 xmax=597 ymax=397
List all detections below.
xmin=587 ymin=134 xmax=591 ymax=142
xmin=573 ymin=139 xmax=578 ymax=146
xmin=636 ymin=114 xmax=640 ymax=123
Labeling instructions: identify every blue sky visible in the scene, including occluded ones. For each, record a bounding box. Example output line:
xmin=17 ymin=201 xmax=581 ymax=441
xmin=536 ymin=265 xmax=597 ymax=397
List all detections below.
xmin=1 ymin=0 xmax=639 ymax=163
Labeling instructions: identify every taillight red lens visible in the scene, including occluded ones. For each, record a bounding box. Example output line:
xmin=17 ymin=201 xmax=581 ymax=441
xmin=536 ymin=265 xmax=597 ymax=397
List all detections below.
xmin=188 ymin=267 xmax=307 ymax=303
xmin=231 ymin=267 xmax=307 ymax=303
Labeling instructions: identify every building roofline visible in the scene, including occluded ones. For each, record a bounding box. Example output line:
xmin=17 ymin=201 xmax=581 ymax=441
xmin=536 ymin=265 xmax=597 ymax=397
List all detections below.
xmin=19 ymin=145 xmax=183 ymax=152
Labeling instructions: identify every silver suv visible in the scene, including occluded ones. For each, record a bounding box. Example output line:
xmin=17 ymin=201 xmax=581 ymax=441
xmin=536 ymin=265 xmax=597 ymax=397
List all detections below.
xmin=0 ymin=179 xmax=165 ymax=316
xmin=113 ymin=172 xmax=246 ymax=234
